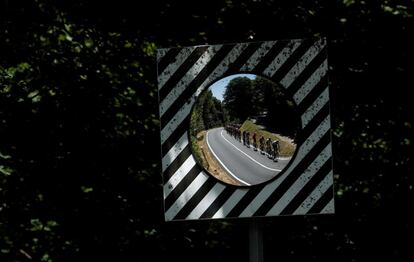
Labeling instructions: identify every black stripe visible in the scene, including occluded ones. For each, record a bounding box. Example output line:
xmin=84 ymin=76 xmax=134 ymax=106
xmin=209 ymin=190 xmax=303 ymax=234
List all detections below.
xmin=251 ymin=40 xmax=288 ymax=74
xmin=162 ymin=145 xmax=192 ymax=182
xmin=297 ymin=103 xmax=330 ymax=144
xmin=226 ymin=186 xmax=264 ymax=218
xmin=200 ymin=187 xmax=237 ymax=218
xmin=226 ymin=42 xmax=263 ymax=74
xmin=253 ymin=132 xmax=331 ymax=216
xmin=173 ymin=178 xmax=217 ymax=220
xmin=158 ymin=48 xmax=181 ymax=76
xmin=308 ymin=185 xmax=334 ymax=214
xmin=272 ymin=39 xmax=314 ymax=84
xmin=285 ymin=46 xmax=327 ymax=99
xmin=159 ymin=46 xmax=210 ymax=102
xmin=160 ymin=44 xmax=235 ymax=129
xmin=280 ymin=157 xmax=333 ymax=215
xmin=297 ymin=74 xmax=329 ymax=115
xmin=161 ymin=116 xmax=190 ymax=156
xmin=164 ymin=164 xmax=202 ymax=211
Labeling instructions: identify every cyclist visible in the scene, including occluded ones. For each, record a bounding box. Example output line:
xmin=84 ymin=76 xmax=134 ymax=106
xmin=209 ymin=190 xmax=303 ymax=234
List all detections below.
xmin=259 ymin=135 xmax=265 ymax=154
xmin=266 ymin=138 xmax=272 ymax=158
xmin=272 ymin=140 xmax=280 ymax=161
xmin=252 ymin=132 xmax=257 ymax=151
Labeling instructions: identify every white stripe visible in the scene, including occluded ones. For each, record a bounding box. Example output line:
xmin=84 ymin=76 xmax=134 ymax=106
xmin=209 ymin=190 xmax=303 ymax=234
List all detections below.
xmin=266 ymin=143 xmax=332 ymax=216
xmin=220 ymin=130 xmax=281 ymax=172
xmin=293 ymin=170 xmax=334 ymax=215
xmin=206 ymin=130 xmax=250 ymax=186
xmin=212 ymin=189 xmax=248 ymax=218
xmin=320 ymin=198 xmax=335 ymax=214
xmin=160 ymin=45 xmax=221 ymax=116
xmin=239 ymin=115 xmax=331 ymax=217
xmin=239 ymin=41 xmax=275 ymax=71
xmin=157 ymin=48 xmax=169 ymax=63
xmin=160 ymin=98 xmax=194 ymax=145
xmin=186 ymin=182 xmax=226 ymax=219
xmin=262 ymin=40 xmax=302 ymax=78
xmin=280 ymin=39 xmax=326 ymax=89
xmin=158 ymin=47 xmax=197 ymax=90
xmin=301 ymin=87 xmax=330 ymax=128
xmin=161 ymin=131 xmax=189 ymax=172
xmin=163 ymin=155 xmax=196 ymax=198
xmin=160 ymin=43 xmax=249 ymax=145
xmin=165 ymin=172 xmax=209 ymax=221
xmin=239 ymin=176 xmax=286 ymax=217
xmin=293 ymin=59 xmax=328 ymax=104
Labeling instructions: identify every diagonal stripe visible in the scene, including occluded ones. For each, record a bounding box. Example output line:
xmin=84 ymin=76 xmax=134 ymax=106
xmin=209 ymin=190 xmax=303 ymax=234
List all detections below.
xmin=279 ymin=161 xmax=332 ymax=215
xmin=159 ymin=46 xmax=210 ymax=102
xmin=160 ymin=45 xmax=222 ymax=116
xmin=253 ymin=133 xmax=331 ymax=217
xmin=271 ymin=39 xmax=314 ymax=84
xmin=162 ymin=144 xmax=192 ymax=182
xmin=212 ymin=189 xmax=248 ymax=218
xmin=284 ymin=46 xmax=327 ymax=101
xmin=293 ymin=170 xmax=334 ymax=215
xmin=158 ymin=46 xmax=197 ymax=90
xmin=266 ymin=147 xmax=332 ymax=216
xmin=162 ymin=131 xmax=189 ymax=172
xmin=225 ymin=42 xmax=263 ymax=74
xmin=227 ymin=186 xmax=265 ymax=217
xmin=251 ymin=40 xmax=290 ymax=75
xmin=164 ymin=162 xmax=201 ymax=210
xmin=297 ymin=74 xmax=329 ymax=115
xmin=160 ymin=43 xmax=249 ymax=141
xmin=297 ymin=104 xmax=330 ymax=144
xmin=200 ymin=187 xmax=237 ymax=218
xmin=157 ymin=48 xmax=181 ymax=75
xmin=294 ymin=59 xmax=328 ymax=105
xmin=160 ymin=44 xmax=235 ymax=128
xmin=320 ymin=197 xmax=335 ymax=214
xmin=173 ymin=178 xmax=217 ymax=220
xmin=161 ymin=116 xmax=189 ymax=156
xmin=301 ymin=87 xmax=330 ymax=128
xmin=240 ymin=41 xmax=276 ymax=71
xmin=262 ymin=40 xmax=301 ymax=77
xmin=238 ymin=116 xmax=331 ymax=217
xmin=160 ymin=43 xmax=246 ymax=129
xmin=280 ymin=38 xmax=326 ymax=89
xmin=186 ymin=183 xmax=226 ymax=219
xmin=163 ymin=155 xmax=196 ymax=198
xmin=308 ymin=185 xmax=334 ymax=214
xmin=165 ymin=172 xmax=209 ymax=221
xmin=160 ymin=101 xmax=193 ymax=145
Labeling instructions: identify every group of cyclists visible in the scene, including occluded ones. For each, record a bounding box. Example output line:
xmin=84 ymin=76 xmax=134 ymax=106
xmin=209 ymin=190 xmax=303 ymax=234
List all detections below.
xmin=225 ymin=124 xmax=280 ymax=161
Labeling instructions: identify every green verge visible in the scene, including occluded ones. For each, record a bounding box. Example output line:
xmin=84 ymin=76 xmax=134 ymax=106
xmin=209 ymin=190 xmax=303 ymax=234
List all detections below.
xmin=240 ymin=120 xmax=296 ymax=157
xmin=190 ymin=131 xmax=206 ymax=167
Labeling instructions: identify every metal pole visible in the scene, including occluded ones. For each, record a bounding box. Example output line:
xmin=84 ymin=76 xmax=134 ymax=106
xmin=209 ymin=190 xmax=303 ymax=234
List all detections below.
xmin=249 ymin=219 xmax=264 ymax=262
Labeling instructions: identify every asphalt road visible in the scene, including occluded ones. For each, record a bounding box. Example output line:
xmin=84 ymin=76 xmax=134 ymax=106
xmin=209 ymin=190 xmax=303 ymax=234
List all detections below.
xmin=206 ymin=127 xmax=291 ymax=186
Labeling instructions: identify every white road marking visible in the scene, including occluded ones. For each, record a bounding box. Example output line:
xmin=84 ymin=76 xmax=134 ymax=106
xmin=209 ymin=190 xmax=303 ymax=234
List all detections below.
xmin=206 ymin=130 xmax=250 ymax=186
xmin=220 ymin=130 xmax=282 ymax=172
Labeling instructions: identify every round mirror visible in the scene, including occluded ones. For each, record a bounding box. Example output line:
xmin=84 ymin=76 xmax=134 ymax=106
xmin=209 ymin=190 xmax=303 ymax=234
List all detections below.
xmin=189 ymin=74 xmax=300 ymax=186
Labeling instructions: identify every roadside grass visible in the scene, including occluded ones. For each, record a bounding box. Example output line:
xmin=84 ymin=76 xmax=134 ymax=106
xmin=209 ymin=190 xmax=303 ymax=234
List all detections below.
xmin=190 ymin=131 xmax=207 ymax=168
xmin=240 ymin=120 xmax=296 ymax=157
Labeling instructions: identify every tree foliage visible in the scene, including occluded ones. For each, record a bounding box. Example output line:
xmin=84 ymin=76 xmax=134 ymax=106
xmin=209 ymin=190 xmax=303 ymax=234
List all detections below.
xmin=223 ymin=76 xmax=298 ymax=137
xmin=191 ymin=90 xmax=226 ymax=136
xmin=1 ymin=0 xmax=413 ymax=261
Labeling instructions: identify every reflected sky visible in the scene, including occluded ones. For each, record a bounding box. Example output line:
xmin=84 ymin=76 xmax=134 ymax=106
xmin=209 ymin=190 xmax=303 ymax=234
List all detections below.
xmin=210 ymin=74 xmax=256 ymax=102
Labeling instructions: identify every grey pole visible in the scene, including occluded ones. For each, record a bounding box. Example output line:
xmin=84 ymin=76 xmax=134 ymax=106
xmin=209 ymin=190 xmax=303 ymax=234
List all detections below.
xmin=249 ymin=220 xmax=264 ymax=262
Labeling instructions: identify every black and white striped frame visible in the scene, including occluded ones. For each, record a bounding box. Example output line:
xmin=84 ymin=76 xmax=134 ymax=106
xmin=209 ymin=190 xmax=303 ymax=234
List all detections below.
xmin=157 ymin=38 xmax=334 ymax=221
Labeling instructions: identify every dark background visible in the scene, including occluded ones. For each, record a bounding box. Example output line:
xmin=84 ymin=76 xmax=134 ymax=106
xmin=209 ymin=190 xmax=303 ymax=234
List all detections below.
xmin=1 ymin=0 xmax=413 ymax=261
